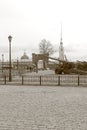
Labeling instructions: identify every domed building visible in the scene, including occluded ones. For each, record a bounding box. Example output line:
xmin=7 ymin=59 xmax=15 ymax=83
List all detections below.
xmin=21 ymin=52 xmax=29 ymax=61
xmin=17 ymin=52 xmax=34 ymax=74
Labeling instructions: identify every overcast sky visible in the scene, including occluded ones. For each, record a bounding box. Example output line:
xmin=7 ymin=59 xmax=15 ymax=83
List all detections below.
xmin=0 ymin=0 xmax=87 ymax=61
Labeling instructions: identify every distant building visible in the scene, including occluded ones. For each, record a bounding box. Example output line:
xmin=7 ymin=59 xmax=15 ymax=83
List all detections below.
xmin=21 ymin=52 xmax=29 ymax=61
xmin=0 ymin=52 xmax=34 ymax=76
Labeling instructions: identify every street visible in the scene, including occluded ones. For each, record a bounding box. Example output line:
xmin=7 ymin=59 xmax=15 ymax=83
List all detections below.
xmin=0 ymin=85 xmax=87 ymax=130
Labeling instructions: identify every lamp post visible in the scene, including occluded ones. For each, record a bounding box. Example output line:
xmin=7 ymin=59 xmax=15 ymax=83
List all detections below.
xmin=8 ymin=35 xmax=12 ymax=81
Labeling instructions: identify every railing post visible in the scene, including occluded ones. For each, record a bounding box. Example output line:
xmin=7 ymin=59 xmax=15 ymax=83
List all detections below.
xmin=22 ymin=76 xmax=24 ymax=85
xmin=58 ymin=75 xmax=60 ymax=86
xmin=4 ymin=75 xmax=6 ymax=85
xmin=78 ymin=75 xmax=79 ymax=86
xmin=40 ymin=76 xmax=41 ymax=85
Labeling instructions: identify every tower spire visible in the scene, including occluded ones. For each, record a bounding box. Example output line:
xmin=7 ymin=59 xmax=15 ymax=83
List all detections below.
xmin=60 ymin=23 xmax=63 ymax=44
xmin=59 ymin=23 xmax=64 ymax=61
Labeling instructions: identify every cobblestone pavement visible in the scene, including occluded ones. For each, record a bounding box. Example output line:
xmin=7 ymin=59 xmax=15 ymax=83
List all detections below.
xmin=0 ymin=85 xmax=87 ymax=130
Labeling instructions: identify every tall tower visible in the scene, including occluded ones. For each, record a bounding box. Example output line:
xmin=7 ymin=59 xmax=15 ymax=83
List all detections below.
xmin=59 ymin=24 xmax=64 ymax=61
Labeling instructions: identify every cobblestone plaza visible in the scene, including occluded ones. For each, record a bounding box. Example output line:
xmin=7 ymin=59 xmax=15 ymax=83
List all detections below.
xmin=0 ymin=85 xmax=87 ymax=130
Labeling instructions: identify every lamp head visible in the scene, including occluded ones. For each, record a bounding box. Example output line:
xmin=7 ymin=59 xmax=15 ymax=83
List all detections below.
xmin=8 ymin=35 xmax=12 ymax=42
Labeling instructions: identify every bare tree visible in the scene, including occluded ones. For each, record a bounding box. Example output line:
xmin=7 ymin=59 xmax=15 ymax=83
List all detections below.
xmin=39 ymin=39 xmax=54 ymax=55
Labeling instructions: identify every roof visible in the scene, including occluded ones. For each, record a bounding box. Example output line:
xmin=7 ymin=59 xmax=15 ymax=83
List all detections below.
xmin=21 ymin=52 xmax=29 ymax=60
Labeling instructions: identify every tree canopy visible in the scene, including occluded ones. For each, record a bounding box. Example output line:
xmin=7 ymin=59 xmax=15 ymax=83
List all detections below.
xmin=39 ymin=39 xmax=54 ymax=55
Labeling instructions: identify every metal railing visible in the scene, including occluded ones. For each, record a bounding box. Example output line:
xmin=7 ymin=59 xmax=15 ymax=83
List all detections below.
xmin=0 ymin=75 xmax=87 ymax=86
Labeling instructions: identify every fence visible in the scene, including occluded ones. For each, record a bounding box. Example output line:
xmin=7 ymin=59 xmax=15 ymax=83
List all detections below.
xmin=0 ymin=75 xmax=87 ymax=86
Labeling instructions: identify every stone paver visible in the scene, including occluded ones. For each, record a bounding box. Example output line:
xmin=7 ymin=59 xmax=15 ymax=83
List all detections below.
xmin=0 ymin=85 xmax=87 ymax=130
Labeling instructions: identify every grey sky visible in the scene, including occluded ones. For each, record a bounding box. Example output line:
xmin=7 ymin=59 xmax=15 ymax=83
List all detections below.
xmin=0 ymin=0 xmax=87 ymax=61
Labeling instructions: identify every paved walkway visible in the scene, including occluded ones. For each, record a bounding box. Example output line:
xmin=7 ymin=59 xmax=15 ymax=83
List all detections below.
xmin=0 ymin=85 xmax=87 ymax=130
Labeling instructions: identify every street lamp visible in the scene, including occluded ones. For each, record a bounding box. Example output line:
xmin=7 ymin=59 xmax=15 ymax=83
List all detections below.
xmin=8 ymin=35 xmax=12 ymax=81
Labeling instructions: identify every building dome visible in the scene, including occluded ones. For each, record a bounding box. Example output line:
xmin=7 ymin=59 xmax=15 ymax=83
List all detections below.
xmin=21 ymin=52 xmax=29 ymax=60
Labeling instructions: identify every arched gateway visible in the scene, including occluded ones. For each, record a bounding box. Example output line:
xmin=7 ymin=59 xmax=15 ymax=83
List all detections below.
xmin=32 ymin=53 xmax=49 ymax=71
